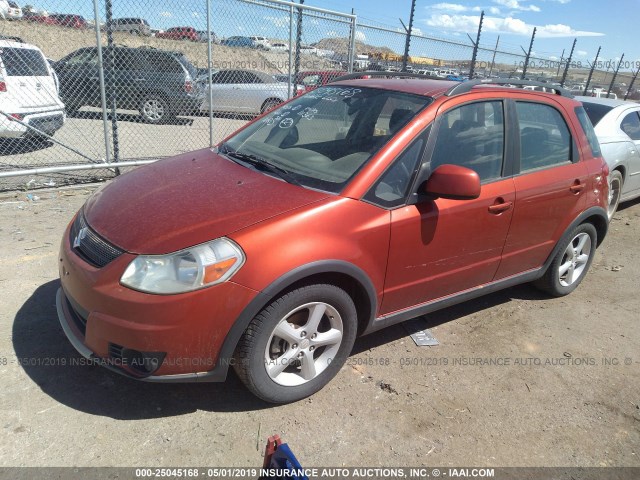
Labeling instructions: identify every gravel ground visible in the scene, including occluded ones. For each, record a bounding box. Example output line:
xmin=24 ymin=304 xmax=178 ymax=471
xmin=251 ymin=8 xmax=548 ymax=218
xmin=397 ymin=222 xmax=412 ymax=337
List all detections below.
xmin=0 ymin=185 xmax=639 ymax=468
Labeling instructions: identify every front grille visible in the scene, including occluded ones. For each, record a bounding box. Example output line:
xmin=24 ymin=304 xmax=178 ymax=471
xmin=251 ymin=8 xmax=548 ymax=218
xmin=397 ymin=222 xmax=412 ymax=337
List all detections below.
xmin=69 ymin=212 xmax=124 ymax=268
xmin=109 ymin=343 xmax=124 ymax=361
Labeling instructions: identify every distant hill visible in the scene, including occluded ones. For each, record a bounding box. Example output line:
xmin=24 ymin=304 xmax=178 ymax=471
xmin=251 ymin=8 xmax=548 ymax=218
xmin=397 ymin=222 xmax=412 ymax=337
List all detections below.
xmin=313 ymin=37 xmax=396 ymax=56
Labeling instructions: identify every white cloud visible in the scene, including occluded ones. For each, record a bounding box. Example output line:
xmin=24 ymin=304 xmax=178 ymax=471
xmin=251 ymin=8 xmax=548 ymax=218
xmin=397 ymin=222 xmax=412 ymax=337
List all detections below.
xmin=489 ymin=6 xmax=501 ymax=14
xmin=355 ymin=31 xmax=367 ymax=42
xmin=326 ymin=30 xmax=338 ymax=37
xmin=577 ymin=50 xmax=588 ymax=56
xmin=425 ymin=13 xmax=604 ymax=37
xmin=431 ymin=3 xmax=470 ymax=12
xmin=493 ymin=0 xmax=541 ymax=12
xmin=159 ymin=11 xmax=172 ymax=18
xmin=264 ymin=15 xmax=288 ymax=28
xmin=191 ymin=12 xmax=200 ymax=18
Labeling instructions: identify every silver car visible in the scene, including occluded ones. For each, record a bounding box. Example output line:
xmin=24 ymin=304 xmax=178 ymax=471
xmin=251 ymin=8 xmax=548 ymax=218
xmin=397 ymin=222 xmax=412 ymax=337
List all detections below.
xmin=577 ymin=96 xmax=640 ymax=218
xmin=199 ymin=69 xmax=303 ymax=115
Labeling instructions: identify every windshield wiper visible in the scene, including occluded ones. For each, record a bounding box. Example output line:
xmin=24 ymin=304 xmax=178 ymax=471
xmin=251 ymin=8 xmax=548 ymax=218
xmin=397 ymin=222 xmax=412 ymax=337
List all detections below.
xmin=219 ymin=145 xmax=302 ymax=187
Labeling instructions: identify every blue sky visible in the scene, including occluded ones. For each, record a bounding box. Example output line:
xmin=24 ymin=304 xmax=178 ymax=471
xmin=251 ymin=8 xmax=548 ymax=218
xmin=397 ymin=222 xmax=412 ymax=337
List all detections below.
xmin=32 ymin=0 xmax=639 ymax=71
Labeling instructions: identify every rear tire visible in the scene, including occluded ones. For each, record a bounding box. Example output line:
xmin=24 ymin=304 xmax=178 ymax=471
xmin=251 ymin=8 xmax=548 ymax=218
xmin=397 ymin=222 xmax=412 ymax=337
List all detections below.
xmin=233 ymin=284 xmax=357 ymax=403
xmin=260 ymin=98 xmax=282 ymax=114
xmin=139 ymin=94 xmax=173 ymax=124
xmin=607 ymin=170 xmax=623 ymax=220
xmin=533 ymin=223 xmax=597 ymax=297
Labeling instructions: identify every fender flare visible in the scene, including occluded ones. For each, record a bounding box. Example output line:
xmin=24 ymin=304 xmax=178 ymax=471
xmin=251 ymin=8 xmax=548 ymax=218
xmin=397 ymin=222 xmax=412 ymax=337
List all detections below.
xmin=203 ymin=260 xmax=377 ymax=381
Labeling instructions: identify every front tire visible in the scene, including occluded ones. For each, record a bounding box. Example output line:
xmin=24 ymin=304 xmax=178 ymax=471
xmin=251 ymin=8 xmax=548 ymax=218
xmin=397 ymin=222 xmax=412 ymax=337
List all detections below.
xmin=607 ymin=170 xmax=623 ymax=220
xmin=233 ymin=284 xmax=357 ymax=403
xmin=533 ymin=223 xmax=597 ymax=297
xmin=260 ymin=98 xmax=282 ymax=114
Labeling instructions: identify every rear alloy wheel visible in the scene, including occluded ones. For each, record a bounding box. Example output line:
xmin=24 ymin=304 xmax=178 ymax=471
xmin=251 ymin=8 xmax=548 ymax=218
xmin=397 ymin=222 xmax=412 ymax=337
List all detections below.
xmin=233 ymin=284 xmax=357 ymax=403
xmin=607 ymin=170 xmax=623 ymax=220
xmin=533 ymin=223 xmax=597 ymax=297
xmin=139 ymin=95 xmax=171 ymax=124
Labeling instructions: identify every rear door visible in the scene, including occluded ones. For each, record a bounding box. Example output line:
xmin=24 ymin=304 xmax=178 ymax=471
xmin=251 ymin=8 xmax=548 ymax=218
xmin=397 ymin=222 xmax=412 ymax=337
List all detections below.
xmin=56 ymin=48 xmax=99 ymax=107
xmin=495 ymin=98 xmax=589 ymax=279
xmin=618 ymin=109 xmax=640 ymax=195
xmin=1 ymin=45 xmax=60 ymax=109
xmin=209 ymin=70 xmax=244 ymax=112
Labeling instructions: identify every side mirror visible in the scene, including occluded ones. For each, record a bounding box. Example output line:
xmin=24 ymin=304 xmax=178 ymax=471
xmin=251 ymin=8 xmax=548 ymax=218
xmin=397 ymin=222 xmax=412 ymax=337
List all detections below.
xmin=423 ymin=164 xmax=481 ymax=200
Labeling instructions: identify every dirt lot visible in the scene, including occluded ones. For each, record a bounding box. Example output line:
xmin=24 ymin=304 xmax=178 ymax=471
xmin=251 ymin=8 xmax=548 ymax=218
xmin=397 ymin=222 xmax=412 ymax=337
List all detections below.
xmin=0 ymin=185 xmax=639 ymax=468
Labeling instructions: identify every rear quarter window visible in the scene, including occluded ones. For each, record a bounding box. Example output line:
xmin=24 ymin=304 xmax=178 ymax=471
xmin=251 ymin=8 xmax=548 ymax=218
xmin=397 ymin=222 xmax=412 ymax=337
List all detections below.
xmin=0 ymin=47 xmax=49 ymax=76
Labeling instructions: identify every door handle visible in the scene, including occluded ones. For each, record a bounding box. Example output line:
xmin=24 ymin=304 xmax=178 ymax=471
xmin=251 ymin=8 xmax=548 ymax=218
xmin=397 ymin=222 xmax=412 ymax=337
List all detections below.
xmin=569 ymin=182 xmax=585 ymax=194
xmin=488 ymin=199 xmax=513 ymax=214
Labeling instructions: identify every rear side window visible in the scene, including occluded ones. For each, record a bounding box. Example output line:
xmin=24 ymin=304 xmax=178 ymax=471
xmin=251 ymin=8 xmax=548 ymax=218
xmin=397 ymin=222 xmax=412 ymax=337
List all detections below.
xmin=516 ymin=102 xmax=572 ymax=172
xmin=581 ymin=102 xmax=613 ymax=127
xmin=575 ymin=106 xmax=602 ymax=157
xmin=620 ymin=112 xmax=640 ymax=141
xmin=0 ymin=48 xmax=49 ymax=76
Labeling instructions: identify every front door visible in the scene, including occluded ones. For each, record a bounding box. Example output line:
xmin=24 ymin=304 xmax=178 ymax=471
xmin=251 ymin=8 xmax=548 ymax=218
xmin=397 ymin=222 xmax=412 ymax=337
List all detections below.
xmin=381 ymin=99 xmax=515 ymax=315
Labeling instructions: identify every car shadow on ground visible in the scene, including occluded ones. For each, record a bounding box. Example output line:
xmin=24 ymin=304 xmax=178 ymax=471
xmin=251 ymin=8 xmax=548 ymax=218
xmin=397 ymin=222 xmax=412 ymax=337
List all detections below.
xmin=618 ymin=196 xmax=640 ymax=212
xmin=13 ymin=280 xmax=549 ymax=419
xmin=68 ymin=110 xmax=194 ymax=126
xmin=0 ymin=138 xmax=54 ymax=156
xmin=12 ymin=280 xmax=269 ymax=419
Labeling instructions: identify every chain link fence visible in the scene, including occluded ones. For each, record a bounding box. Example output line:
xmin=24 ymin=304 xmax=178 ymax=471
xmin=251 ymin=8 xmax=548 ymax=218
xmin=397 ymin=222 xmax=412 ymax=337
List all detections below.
xmin=0 ymin=0 xmax=637 ymax=192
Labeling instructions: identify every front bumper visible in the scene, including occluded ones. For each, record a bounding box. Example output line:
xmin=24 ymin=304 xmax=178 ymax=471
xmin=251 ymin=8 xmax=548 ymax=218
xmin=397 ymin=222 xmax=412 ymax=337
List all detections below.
xmin=57 ymin=218 xmax=259 ymax=382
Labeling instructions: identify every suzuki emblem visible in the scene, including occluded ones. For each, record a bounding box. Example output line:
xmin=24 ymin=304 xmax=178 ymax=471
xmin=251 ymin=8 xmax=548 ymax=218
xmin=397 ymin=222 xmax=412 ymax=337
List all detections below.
xmin=73 ymin=227 xmax=88 ymax=249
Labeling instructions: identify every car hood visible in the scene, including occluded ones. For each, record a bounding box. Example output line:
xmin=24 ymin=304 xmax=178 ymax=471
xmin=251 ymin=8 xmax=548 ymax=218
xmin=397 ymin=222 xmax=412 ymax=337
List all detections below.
xmin=83 ymin=148 xmax=329 ymax=254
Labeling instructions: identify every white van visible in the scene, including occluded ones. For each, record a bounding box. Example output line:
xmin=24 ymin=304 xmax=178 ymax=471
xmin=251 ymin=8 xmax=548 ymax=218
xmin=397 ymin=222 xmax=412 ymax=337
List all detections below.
xmin=0 ymin=39 xmax=66 ymax=138
xmin=109 ymin=18 xmax=151 ymax=36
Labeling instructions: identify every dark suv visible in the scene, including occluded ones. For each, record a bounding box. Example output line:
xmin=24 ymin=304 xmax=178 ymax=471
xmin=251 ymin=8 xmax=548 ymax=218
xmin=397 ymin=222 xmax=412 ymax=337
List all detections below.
xmin=54 ymin=46 xmax=201 ymax=123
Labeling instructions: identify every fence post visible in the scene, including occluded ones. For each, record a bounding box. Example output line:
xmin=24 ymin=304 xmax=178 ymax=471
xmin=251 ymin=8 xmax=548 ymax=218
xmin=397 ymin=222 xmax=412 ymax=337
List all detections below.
xmin=624 ymin=65 xmax=640 ymax=100
xmin=347 ymin=9 xmax=356 ymax=73
xmin=206 ymin=0 xmax=214 ymax=147
xmin=607 ymin=53 xmax=624 ymax=98
xmin=468 ymin=10 xmax=484 ymax=80
xmin=555 ymin=49 xmax=565 ymax=78
xmin=521 ymin=27 xmax=536 ymax=80
xmin=560 ymin=38 xmax=576 ymax=87
xmin=488 ymin=35 xmax=499 ymax=77
xmin=92 ymin=0 xmax=111 ymax=165
xmin=583 ymin=46 xmax=601 ymax=95
xmin=287 ymin=5 xmax=294 ymax=97
xmin=401 ymin=0 xmax=416 ymax=72
xmin=293 ymin=0 xmax=304 ymax=92
xmin=104 ymin=0 xmax=120 ymax=172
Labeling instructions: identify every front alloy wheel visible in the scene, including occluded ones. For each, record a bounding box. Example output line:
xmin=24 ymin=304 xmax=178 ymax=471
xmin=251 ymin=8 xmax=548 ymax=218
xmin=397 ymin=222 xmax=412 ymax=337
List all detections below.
xmin=234 ymin=284 xmax=357 ymax=403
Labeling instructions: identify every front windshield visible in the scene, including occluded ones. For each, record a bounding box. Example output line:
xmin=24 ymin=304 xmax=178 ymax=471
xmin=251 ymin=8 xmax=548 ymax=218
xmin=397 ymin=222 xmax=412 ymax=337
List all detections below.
xmin=221 ymin=85 xmax=432 ymax=193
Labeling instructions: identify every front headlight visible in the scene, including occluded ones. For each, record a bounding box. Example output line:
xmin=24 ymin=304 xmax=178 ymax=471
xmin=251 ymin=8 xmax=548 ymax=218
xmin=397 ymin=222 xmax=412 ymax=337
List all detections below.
xmin=120 ymin=238 xmax=245 ymax=294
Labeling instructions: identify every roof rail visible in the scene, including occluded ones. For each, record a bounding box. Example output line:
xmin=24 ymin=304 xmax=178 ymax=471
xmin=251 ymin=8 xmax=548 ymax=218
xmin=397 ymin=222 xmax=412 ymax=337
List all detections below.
xmin=445 ymin=78 xmax=574 ymax=98
xmin=331 ymin=71 xmax=444 ymax=83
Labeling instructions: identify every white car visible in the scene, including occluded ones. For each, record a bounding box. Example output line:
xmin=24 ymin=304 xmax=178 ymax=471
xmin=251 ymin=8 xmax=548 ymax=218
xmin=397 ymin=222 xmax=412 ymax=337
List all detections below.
xmin=0 ymin=39 xmax=66 ymax=138
xmin=577 ymin=96 xmax=640 ymax=218
xmin=199 ymin=69 xmax=303 ymax=115
xmin=249 ymin=36 xmax=271 ymax=50
xmin=271 ymin=42 xmax=289 ymax=52
xmin=0 ymin=0 xmax=22 ymax=20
